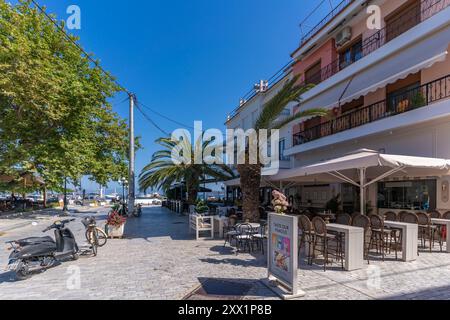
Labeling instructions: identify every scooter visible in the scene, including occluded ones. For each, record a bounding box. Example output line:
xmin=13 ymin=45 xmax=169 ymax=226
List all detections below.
xmin=5 ymin=219 xmax=79 ymax=280
xmin=133 ymin=204 xmax=143 ymax=217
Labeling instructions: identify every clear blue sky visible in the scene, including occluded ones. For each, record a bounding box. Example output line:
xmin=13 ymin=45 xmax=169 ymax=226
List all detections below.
xmin=18 ymin=0 xmax=341 ymax=193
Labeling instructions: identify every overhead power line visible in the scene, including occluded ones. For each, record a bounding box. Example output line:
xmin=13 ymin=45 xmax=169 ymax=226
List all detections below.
xmin=135 ymin=104 xmax=170 ymax=136
xmin=137 ymin=101 xmax=195 ymax=130
xmin=30 ymin=0 xmax=130 ymax=95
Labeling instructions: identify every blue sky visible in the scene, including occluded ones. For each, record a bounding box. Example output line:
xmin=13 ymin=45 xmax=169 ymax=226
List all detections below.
xmin=16 ymin=0 xmax=342 ymax=193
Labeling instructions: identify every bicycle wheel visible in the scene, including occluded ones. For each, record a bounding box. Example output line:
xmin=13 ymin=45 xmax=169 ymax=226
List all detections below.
xmin=95 ymin=227 xmax=108 ymax=247
xmin=84 ymin=228 xmax=98 ymax=256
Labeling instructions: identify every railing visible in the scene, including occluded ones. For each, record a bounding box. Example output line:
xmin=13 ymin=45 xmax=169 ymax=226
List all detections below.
xmin=299 ymin=0 xmax=450 ymax=86
xmin=228 ymin=0 xmax=450 ymax=123
xmin=227 ymin=60 xmax=294 ymax=121
xmin=293 ymin=74 xmax=450 ymax=146
xmin=299 ymin=0 xmax=354 ymax=47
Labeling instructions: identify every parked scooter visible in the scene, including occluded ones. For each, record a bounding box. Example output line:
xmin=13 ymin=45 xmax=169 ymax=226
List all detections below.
xmin=5 ymin=219 xmax=79 ymax=280
xmin=133 ymin=204 xmax=143 ymax=217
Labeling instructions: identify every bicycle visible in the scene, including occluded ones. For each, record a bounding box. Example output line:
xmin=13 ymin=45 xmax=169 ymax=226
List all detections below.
xmin=82 ymin=217 xmax=108 ymax=256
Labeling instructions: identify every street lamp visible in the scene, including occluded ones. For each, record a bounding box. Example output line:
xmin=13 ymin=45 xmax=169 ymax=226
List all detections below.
xmin=119 ymin=177 xmax=128 ymax=204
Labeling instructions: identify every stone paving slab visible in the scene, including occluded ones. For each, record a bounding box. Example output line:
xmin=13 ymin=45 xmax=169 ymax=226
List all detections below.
xmin=0 ymin=206 xmax=450 ymax=300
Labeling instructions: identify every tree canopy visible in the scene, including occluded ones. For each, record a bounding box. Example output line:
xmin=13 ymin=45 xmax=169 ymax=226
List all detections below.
xmin=0 ymin=0 xmax=130 ymax=191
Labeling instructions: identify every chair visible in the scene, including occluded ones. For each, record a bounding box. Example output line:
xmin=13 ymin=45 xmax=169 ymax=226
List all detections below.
xmin=352 ymin=214 xmax=371 ymax=264
xmin=417 ymin=212 xmax=440 ymax=252
xmin=298 ymin=215 xmax=315 ymax=265
xmin=335 ymin=213 xmax=352 ymax=226
xmin=443 ymin=211 xmax=450 ymax=220
xmin=235 ymin=223 xmax=255 ymax=253
xmin=311 ymin=217 xmax=344 ymax=271
xmin=369 ymin=214 xmax=399 ymax=261
xmin=189 ymin=214 xmax=214 ymax=240
xmin=399 ymin=211 xmax=411 ymax=221
xmin=223 ymin=217 xmax=239 ymax=248
xmin=400 ymin=212 xmax=419 ymax=224
xmin=384 ymin=211 xmax=398 ymax=221
xmin=252 ymin=223 xmax=267 ymax=254
xmin=429 ymin=210 xmax=442 ymax=219
xmin=351 ymin=212 xmax=361 ymax=220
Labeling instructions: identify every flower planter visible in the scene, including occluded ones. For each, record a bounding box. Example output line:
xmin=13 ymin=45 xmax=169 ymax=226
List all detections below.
xmin=107 ymin=223 xmax=125 ymax=239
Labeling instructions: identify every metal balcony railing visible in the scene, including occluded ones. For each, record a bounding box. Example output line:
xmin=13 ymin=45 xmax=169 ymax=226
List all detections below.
xmin=293 ymin=74 xmax=450 ymax=146
xmin=299 ymin=0 xmax=450 ymax=86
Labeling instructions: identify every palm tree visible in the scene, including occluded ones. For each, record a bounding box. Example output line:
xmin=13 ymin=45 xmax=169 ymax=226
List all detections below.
xmin=238 ymin=74 xmax=327 ymax=222
xmin=139 ymin=135 xmax=235 ymax=205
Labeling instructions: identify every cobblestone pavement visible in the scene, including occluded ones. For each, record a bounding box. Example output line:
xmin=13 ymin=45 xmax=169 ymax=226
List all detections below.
xmin=0 ymin=206 xmax=450 ymax=300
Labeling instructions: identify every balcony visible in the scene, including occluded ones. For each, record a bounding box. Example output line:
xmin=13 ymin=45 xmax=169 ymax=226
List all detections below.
xmin=293 ymin=74 xmax=450 ymax=146
xmin=298 ymin=0 xmax=450 ymax=86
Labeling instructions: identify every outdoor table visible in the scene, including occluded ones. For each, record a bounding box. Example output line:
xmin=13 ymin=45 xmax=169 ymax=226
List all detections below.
xmin=327 ymin=224 xmax=364 ymax=271
xmin=431 ymin=218 xmax=450 ymax=253
xmin=384 ymin=221 xmax=418 ymax=261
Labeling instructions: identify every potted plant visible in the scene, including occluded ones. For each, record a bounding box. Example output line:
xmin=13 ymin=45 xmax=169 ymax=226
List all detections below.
xmin=106 ymin=210 xmax=127 ymax=238
xmin=271 ymin=190 xmax=289 ymax=215
xmin=195 ymin=200 xmax=209 ymax=215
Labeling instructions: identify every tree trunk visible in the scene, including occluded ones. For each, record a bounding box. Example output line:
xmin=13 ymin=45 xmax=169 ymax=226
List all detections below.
xmin=187 ymin=184 xmax=198 ymax=205
xmin=43 ymin=186 xmax=47 ymax=208
xmin=237 ymin=164 xmax=261 ymax=222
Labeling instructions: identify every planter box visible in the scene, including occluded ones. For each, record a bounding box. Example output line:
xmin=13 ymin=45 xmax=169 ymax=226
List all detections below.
xmin=107 ymin=223 xmax=125 ymax=238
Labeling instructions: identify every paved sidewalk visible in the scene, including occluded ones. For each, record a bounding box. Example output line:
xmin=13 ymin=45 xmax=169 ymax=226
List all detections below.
xmin=0 ymin=206 xmax=450 ymax=300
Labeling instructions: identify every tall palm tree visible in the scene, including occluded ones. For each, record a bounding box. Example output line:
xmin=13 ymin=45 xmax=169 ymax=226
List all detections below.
xmin=238 ymin=74 xmax=327 ymax=222
xmin=139 ymin=135 xmax=235 ymax=204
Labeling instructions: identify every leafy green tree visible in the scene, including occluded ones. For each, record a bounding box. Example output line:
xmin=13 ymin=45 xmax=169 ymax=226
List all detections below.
xmin=0 ymin=0 xmax=130 ymax=194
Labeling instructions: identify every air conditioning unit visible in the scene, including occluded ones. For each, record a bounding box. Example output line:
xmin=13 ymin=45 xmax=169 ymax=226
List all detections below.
xmin=335 ymin=27 xmax=352 ymax=47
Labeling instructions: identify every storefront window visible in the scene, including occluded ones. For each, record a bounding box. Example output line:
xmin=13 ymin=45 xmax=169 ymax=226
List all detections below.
xmin=377 ymin=180 xmax=436 ymax=210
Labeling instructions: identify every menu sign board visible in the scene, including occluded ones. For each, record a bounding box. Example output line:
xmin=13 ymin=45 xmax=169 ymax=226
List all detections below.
xmin=267 ymin=213 xmax=299 ymax=297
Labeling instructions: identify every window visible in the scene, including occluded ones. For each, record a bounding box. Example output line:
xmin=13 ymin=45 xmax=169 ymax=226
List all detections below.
xmin=279 ymin=139 xmax=289 ymax=161
xmin=386 ymin=72 xmax=421 ymax=113
xmin=339 ymin=38 xmax=363 ymax=70
xmin=377 ymin=180 xmax=436 ymax=211
xmin=305 ymin=61 xmax=322 ymax=85
xmin=385 ymin=0 xmax=421 ymax=42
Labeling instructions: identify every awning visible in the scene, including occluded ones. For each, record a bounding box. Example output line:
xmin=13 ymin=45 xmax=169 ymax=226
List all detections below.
xmin=299 ymin=24 xmax=450 ymax=111
xmin=270 ymin=149 xmax=450 ymax=214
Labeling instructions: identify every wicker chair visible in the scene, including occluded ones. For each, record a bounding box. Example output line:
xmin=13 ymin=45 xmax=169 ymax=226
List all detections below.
xmin=369 ymin=214 xmax=399 ymax=260
xmin=443 ymin=212 xmax=450 ymax=220
xmin=335 ymin=213 xmax=352 ymax=226
xmin=352 ymin=214 xmax=371 ymax=264
xmin=384 ymin=211 xmax=398 ymax=222
xmin=399 ymin=211 xmax=411 ymax=222
xmin=311 ymin=217 xmax=344 ymax=271
xmin=400 ymin=212 xmax=419 ymax=224
xmin=298 ymin=215 xmax=314 ymax=265
xmin=417 ymin=212 xmax=440 ymax=252
xmin=429 ymin=210 xmax=442 ymax=219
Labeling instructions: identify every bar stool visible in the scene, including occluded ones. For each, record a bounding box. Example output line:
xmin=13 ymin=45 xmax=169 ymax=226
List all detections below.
xmin=369 ymin=214 xmax=399 ymax=261
xmin=298 ymin=215 xmax=314 ymax=265
xmin=352 ymin=214 xmax=371 ymax=264
xmin=311 ymin=217 xmax=344 ymax=271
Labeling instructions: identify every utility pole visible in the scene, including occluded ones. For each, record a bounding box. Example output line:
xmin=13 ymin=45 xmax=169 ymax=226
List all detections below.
xmin=128 ymin=93 xmax=136 ymax=216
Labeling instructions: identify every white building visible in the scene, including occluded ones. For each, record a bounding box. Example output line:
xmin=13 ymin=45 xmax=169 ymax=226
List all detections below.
xmin=226 ymin=0 xmax=450 ymax=215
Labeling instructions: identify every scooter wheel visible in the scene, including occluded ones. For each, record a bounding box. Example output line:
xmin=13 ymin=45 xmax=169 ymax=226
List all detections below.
xmin=72 ymin=253 xmax=79 ymax=261
xmin=15 ymin=262 xmax=31 ymax=281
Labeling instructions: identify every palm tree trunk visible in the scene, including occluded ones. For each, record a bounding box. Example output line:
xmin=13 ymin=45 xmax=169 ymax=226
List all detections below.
xmin=186 ymin=182 xmax=198 ymax=205
xmin=237 ymin=164 xmax=261 ymax=222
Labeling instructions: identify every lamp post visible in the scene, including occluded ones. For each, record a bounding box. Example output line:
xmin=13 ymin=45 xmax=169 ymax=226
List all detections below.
xmin=62 ymin=177 xmax=69 ymax=215
xmin=120 ymin=177 xmax=128 ymax=204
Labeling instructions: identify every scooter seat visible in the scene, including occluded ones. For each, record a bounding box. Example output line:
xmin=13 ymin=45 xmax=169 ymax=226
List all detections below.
xmin=16 ymin=236 xmax=55 ymax=246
